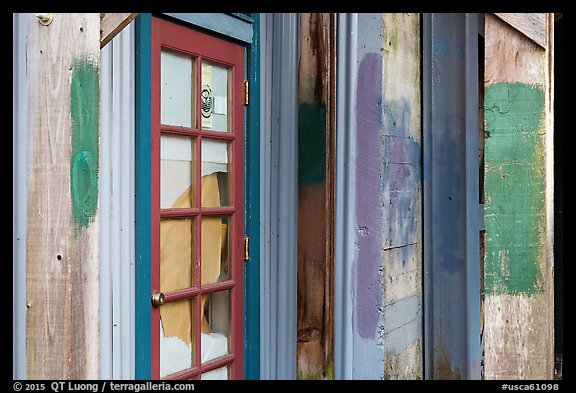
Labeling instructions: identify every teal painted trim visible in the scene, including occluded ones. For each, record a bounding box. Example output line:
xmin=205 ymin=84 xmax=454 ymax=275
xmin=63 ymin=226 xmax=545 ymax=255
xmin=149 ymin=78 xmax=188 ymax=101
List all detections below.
xmin=229 ymin=13 xmax=254 ymax=24
xmin=135 ymin=13 xmax=152 ymax=380
xmin=244 ymin=12 xmax=261 ymax=380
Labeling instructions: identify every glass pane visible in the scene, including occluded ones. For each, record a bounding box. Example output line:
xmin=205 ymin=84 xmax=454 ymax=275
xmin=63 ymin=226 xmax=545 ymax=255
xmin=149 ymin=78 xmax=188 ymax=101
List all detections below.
xmin=201 ymin=290 xmax=231 ymax=368
xmin=161 ymin=135 xmax=196 ymax=209
xmin=201 ymin=61 xmax=231 ymax=132
xmin=200 ymin=365 xmax=230 ymax=380
xmin=201 ymin=140 xmax=231 ymax=207
xmin=160 ymin=298 xmax=197 ymax=378
xmin=200 ymin=216 xmax=230 ymax=285
xmin=161 ymin=49 xmax=196 ymax=127
xmin=160 ymin=218 xmax=196 ymax=291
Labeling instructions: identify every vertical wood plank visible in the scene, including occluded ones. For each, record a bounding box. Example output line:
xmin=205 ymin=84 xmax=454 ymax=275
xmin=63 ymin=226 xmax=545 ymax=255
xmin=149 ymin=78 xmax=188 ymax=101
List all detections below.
xmin=26 ymin=13 xmax=100 ymax=379
xmin=296 ymin=12 xmax=335 ymax=380
xmin=483 ymin=13 xmax=554 ymax=380
xmin=380 ymin=13 xmax=423 ymax=379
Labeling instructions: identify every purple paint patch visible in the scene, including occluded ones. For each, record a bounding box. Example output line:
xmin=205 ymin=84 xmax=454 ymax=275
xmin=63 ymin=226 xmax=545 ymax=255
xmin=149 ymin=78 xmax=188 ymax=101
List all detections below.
xmin=355 ymin=53 xmax=383 ymax=339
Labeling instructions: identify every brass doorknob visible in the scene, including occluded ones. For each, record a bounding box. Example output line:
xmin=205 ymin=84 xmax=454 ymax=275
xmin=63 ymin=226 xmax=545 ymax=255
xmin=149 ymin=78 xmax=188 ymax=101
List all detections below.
xmin=151 ymin=290 xmax=165 ymax=307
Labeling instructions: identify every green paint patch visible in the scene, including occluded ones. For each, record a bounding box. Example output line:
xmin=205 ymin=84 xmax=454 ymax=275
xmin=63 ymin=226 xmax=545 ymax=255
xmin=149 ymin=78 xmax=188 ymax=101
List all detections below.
xmin=298 ymin=103 xmax=326 ymax=185
xmin=484 ymin=83 xmax=545 ymax=295
xmin=70 ymin=58 xmax=99 ymax=233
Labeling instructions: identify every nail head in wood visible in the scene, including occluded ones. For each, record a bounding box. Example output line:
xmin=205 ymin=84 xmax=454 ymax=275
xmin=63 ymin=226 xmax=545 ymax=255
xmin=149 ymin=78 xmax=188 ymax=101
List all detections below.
xmin=36 ymin=13 xmax=54 ymax=26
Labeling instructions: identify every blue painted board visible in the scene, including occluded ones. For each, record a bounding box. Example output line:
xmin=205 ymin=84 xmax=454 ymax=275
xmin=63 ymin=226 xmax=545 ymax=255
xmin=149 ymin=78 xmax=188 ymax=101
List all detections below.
xmin=244 ymin=12 xmax=261 ymax=380
xmin=135 ymin=13 xmax=152 ymax=380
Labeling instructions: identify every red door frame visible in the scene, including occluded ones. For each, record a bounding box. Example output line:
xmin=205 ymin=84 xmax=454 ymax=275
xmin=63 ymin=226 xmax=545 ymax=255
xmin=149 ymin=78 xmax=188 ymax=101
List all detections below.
xmin=150 ymin=16 xmax=245 ymax=380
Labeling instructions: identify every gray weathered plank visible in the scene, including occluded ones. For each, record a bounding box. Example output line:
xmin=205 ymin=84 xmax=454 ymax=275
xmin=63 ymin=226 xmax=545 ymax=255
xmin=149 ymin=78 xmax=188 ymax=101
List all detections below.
xmin=296 ymin=12 xmax=336 ymax=380
xmin=100 ymin=13 xmax=138 ymax=48
xmin=483 ymin=13 xmax=554 ymax=380
xmin=26 ymin=13 xmax=100 ymax=379
xmin=494 ymin=13 xmax=547 ymax=49
xmin=380 ymin=12 xmax=423 ymax=380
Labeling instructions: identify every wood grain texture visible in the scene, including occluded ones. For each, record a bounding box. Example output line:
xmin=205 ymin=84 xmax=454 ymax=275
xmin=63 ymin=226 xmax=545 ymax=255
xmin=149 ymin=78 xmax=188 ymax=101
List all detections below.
xmin=380 ymin=13 xmax=423 ymax=379
xmin=100 ymin=13 xmax=138 ymax=48
xmin=483 ymin=13 xmax=554 ymax=380
xmin=296 ymin=13 xmax=335 ymax=380
xmin=26 ymin=13 xmax=100 ymax=379
xmin=298 ymin=13 xmax=331 ymax=105
xmin=485 ymin=16 xmax=546 ymax=86
xmin=494 ymin=13 xmax=547 ymax=49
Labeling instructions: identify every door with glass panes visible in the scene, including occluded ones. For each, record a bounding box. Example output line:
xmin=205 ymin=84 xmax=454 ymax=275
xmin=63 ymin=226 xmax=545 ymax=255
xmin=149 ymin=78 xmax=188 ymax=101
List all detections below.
xmin=150 ymin=16 xmax=244 ymax=380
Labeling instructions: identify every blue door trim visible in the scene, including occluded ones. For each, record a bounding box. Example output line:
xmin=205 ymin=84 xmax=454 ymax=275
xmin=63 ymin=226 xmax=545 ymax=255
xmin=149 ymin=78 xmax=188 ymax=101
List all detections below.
xmin=244 ymin=12 xmax=261 ymax=380
xmin=134 ymin=12 xmax=152 ymax=380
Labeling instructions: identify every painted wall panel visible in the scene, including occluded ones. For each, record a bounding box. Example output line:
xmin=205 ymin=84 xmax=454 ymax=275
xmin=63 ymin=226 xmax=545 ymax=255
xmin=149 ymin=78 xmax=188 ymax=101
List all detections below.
xmin=334 ymin=12 xmax=357 ymax=380
xmin=352 ymin=14 xmax=385 ymax=379
xmin=99 ymin=22 xmax=136 ymax=379
xmin=259 ymin=13 xmax=299 ymax=380
xmin=429 ymin=13 xmax=468 ymax=379
xmin=13 ymin=12 xmax=28 ymax=380
xmin=483 ymin=13 xmax=554 ymax=380
xmin=348 ymin=13 xmax=423 ymax=380
xmin=422 ymin=13 xmax=482 ymax=380
xmin=244 ymin=12 xmax=261 ymax=380
xmin=380 ymin=13 xmax=423 ymax=380
xmin=134 ymin=13 xmax=152 ymax=379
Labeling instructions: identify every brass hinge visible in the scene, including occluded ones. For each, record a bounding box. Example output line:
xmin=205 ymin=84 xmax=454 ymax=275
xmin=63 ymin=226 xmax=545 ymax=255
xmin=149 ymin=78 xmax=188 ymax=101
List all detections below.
xmin=244 ymin=80 xmax=249 ymax=106
xmin=244 ymin=236 xmax=249 ymax=261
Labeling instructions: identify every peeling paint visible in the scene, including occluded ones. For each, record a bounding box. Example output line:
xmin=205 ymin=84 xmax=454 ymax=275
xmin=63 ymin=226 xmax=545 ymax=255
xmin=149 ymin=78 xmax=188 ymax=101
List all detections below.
xmin=381 ymin=99 xmax=421 ymax=252
xmin=380 ymin=12 xmax=423 ymax=380
xmin=352 ymin=14 xmax=422 ymax=380
xmin=482 ymin=14 xmax=554 ymax=380
xmin=384 ymin=343 xmax=423 ymax=380
xmin=484 ymin=294 xmax=553 ymax=379
xmin=484 ymin=82 xmax=545 ymax=295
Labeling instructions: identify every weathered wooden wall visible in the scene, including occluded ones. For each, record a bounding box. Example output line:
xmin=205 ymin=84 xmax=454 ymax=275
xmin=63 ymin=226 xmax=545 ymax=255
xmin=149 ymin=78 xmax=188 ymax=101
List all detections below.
xmin=380 ymin=13 xmax=423 ymax=379
xmin=351 ymin=13 xmax=422 ymax=379
xmin=26 ymin=13 xmax=101 ymax=379
xmin=483 ymin=13 xmax=554 ymax=380
xmin=296 ymin=12 xmax=335 ymax=380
